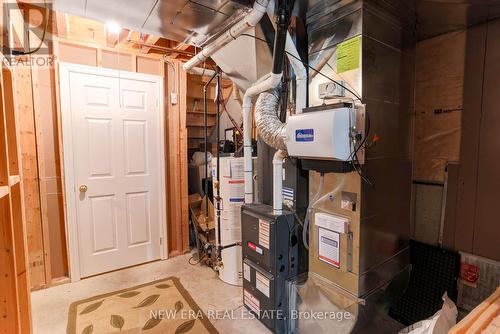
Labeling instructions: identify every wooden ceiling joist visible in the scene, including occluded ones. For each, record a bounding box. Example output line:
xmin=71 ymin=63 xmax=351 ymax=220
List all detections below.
xmin=6 ymin=2 xmax=197 ymax=61
xmin=106 ymin=28 xmax=130 ymax=48
xmin=55 ymin=12 xmax=69 ymax=38
xmin=140 ymin=34 xmax=161 ymax=54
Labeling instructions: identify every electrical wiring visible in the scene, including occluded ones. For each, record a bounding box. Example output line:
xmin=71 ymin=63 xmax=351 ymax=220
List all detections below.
xmin=188 ymin=254 xmax=204 ymax=265
xmin=239 ymin=32 xmax=374 ymax=185
xmin=348 ymin=107 xmax=373 ymax=187
xmin=240 ymin=33 xmax=362 ymax=101
xmin=217 ymin=83 xmax=244 ymax=135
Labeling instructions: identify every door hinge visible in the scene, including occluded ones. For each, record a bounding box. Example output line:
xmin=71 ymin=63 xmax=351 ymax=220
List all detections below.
xmin=160 ymin=237 xmax=163 ymax=245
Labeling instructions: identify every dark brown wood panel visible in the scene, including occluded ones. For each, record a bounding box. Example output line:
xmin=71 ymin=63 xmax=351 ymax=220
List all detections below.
xmin=473 ymin=19 xmax=500 ymax=261
xmin=442 ymin=162 xmax=459 ymax=250
xmin=455 ymin=23 xmax=488 ymax=253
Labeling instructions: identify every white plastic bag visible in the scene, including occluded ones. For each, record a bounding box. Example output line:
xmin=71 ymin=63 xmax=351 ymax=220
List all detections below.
xmin=399 ymin=293 xmax=458 ymax=334
xmin=191 ymin=151 xmax=212 ymax=165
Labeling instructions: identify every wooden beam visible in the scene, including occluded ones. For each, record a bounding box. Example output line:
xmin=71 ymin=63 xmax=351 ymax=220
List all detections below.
xmin=7 ymin=2 xmax=26 ymax=53
xmin=106 ymin=30 xmax=120 ymax=48
xmin=179 ymin=63 xmax=189 ymax=254
xmin=31 ymin=63 xmax=58 ymax=288
xmin=140 ymin=34 xmax=161 ymax=54
xmin=450 ymin=286 xmax=500 ymax=334
xmin=169 ymin=41 xmax=192 ymax=59
xmin=12 ymin=61 xmax=47 ymax=290
xmin=0 ymin=63 xmax=21 ymax=334
xmin=165 ymin=60 xmax=189 ymax=255
xmin=52 ymin=40 xmax=71 ymax=282
xmin=54 ymin=12 xmax=68 ymax=38
xmin=106 ymin=29 xmax=130 ymax=49
xmin=0 ymin=57 xmax=33 ymax=334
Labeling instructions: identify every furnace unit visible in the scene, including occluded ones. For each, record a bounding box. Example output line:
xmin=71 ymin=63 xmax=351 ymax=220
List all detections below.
xmin=286 ymin=0 xmax=416 ymax=333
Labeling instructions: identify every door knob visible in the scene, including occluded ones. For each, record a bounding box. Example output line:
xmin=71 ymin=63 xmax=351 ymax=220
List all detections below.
xmin=79 ymin=185 xmax=88 ymax=193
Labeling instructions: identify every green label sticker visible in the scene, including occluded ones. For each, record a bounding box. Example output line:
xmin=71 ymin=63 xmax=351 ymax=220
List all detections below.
xmin=337 ymin=36 xmax=361 ymax=74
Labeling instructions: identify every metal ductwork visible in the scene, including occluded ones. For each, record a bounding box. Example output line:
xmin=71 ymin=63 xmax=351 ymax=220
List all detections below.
xmin=254 ymin=89 xmax=287 ymax=151
xmin=183 ymin=0 xmax=271 ymax=71
xmin=211 ymin=26 xmax=274 ymax=92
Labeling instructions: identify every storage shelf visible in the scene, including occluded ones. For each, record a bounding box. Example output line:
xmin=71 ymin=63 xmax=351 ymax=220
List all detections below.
xmin=187 ymin=123 xmax=216 ymax=128
xmin=0 ymin=185 xmax=9 ymax=198
xmin=9 ymin=175 xmax=20 ymax=186
xmin=1 ymin=59 xmax=32 ymax=333
xmin=187 ymin=110 xmax=218 ymax=115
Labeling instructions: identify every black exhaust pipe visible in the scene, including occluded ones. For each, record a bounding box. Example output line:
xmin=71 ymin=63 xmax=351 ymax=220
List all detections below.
xmin=272 ymin=0 xmax=295 ymax=75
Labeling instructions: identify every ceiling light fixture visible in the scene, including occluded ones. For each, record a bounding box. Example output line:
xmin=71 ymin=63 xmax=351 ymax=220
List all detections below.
xmin=106 ymin=21 xmax=122 ymax=35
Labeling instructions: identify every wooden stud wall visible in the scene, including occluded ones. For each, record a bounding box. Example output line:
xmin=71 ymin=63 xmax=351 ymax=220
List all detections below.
xmin=0 ymin=62 xmax=32 ymax=333
xmin=10 ymin=9 xmax=176 ymax=289
xmin=31 ymin=64 xmax=68 ymax=281
xmin=12 ymin=63 xmax=47 ymax=290
xmin=186 ymin=74 xmax=233 ymax=151
xmin=165 ymin=60 xmax=190 ymax=255
xmin=7 ymin=3 xmax=197 ymax=291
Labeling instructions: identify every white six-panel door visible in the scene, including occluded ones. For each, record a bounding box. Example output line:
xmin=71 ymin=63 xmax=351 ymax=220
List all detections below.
xmin=60 ymin=63 xmax=166 ymax=279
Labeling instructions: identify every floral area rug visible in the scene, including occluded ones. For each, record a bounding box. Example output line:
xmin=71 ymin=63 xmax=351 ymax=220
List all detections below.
xmin=67 ymin=277 xmax=218 ymax=334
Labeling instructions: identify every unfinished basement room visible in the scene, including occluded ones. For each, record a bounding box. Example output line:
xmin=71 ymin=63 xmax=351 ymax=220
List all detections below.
xmin=1 ymin=0 xmax=500 ymax=333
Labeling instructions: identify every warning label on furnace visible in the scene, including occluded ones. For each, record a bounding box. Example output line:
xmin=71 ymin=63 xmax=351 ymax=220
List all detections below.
xmin=258 ymin=220 xmax=270 ymax=249
xmin=243 ymin=263 xmax=251 ymax=282
xmin=255 ymin=271 xmax=270 ymax=298
xmin=337 ymin=36 xmax=361 ymax=73
xmin=244 ymin=289 xmax=260 ymax=314
xmin=318 ymin=227 xmax=340 ymax=268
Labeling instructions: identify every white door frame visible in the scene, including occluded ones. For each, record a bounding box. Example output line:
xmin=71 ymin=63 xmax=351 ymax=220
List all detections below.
xmin=59 ymin=62 xmax=168 ymax=281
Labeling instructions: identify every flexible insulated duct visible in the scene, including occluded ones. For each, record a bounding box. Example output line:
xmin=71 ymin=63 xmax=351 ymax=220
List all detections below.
xmin=254 ymin=89 xmax=287 ymax=151
xmin=241 ymin=0 xmax=295 ymax=214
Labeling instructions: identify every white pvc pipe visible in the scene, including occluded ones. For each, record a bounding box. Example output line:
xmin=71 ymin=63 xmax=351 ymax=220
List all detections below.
xmin=243 ymin=72 xmax=283 ymax=204
xmin=273 ymin=150 xmax=287 ymax=214
xmin=242 ymin=1 xmax=307 ymax=206
xmin=183 ymin=0 xmax=269 ymax=71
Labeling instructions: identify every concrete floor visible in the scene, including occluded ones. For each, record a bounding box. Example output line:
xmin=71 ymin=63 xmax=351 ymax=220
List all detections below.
xmin=31 ymin=253 xmax=271 ymax=334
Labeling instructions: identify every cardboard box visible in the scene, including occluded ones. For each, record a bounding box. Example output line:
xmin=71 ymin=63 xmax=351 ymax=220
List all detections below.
xmin=189 ymin=195 xmax=215 ymax=242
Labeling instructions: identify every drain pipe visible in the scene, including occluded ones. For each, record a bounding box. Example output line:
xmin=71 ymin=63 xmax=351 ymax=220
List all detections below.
xmin=254 ymin=89 xmax=287 ymax=215
xmin=183 ymin=0 xmax=270 ymax=71
xmin=243 ymin=73 xmax=282 ymax=204
xmin=272 ymin=150 xmax=287 ymax=214
xmin=243 ymin=0 xmax=292 ymax=205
